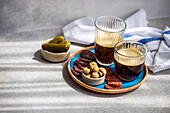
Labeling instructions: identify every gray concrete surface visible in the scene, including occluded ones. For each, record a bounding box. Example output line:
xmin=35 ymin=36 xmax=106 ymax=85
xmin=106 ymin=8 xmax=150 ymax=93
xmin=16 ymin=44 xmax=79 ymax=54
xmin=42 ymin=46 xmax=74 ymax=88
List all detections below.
xmin=0 ymin=0 xmax=170 ymax=113
xmin=148 ymin=17 xmax=170 ymax=30
xmin=0 ymin=0 xmax=170 ymax=34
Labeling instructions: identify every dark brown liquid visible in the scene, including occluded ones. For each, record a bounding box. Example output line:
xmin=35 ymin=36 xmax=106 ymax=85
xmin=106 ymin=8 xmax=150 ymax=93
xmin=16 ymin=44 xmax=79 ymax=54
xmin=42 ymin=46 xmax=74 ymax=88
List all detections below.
xmin=114 ymin=59 xmax=144 ymax=81
xmin=95 ymin=43 xmax=114 ymax=64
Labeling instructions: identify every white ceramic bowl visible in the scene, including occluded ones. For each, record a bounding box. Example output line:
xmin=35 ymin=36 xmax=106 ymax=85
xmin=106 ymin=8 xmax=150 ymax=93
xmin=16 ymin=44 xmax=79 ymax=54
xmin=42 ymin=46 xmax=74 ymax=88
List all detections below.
xmin=82 ymin=72 xmax=105 ymax=86
xmin=41 ymin=38 xmax=71 ymax=62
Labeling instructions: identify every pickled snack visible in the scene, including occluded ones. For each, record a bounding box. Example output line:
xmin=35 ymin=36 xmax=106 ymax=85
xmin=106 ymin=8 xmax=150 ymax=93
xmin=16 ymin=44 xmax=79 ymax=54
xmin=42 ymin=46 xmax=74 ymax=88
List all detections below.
xmin=59 ymin=40 xmax=67 ymax=44
xmin=42 ymin=36 xmax=71 ymax=53
xmin=42 ymin=42 xmax=71 ymax=53
xmin=49 ymin=36 xmax=64 ymax=44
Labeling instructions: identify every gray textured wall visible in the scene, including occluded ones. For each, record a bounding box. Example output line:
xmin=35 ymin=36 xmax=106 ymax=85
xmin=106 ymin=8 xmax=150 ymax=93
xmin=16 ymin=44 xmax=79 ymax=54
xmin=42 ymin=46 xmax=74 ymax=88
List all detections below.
xmin=0 ymin=0 xmax=170 ymax=35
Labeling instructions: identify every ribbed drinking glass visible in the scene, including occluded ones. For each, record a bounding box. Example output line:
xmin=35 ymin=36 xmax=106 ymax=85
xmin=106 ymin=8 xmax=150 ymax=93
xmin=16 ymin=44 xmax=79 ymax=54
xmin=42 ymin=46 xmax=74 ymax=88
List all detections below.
xmin=114 ymin=40 xmax=147 ymax=81
xmin=94 ymin=16 xmax=126 ymax=66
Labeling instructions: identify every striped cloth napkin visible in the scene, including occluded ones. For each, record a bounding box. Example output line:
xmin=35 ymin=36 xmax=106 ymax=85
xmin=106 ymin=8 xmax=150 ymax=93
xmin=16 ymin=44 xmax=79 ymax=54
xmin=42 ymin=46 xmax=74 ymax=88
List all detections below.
xmin=124 ymin=27 xmax=170 ymax=73
xmin=63 ymin=9 xmax=170 ymax=73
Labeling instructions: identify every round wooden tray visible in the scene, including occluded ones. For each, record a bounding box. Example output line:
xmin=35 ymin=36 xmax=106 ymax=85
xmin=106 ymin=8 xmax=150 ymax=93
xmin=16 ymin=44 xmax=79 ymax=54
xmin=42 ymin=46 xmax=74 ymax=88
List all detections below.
xmin=68 ymin=46 xmax=148 ymax=94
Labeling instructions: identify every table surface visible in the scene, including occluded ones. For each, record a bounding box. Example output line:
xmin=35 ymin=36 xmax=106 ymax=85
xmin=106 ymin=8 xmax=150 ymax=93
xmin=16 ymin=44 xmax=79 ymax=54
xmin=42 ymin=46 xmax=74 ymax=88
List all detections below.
xmin=0 ymin=37 xmax=170 ymax=113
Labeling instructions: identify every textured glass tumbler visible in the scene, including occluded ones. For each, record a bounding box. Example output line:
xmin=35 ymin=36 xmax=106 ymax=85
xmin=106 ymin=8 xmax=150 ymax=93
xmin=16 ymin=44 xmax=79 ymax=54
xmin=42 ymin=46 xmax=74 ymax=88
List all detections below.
xmin=114 ymin=40 xmax=147 ymax=81
xmin=94 ymin=16 xmax=126 ymax=66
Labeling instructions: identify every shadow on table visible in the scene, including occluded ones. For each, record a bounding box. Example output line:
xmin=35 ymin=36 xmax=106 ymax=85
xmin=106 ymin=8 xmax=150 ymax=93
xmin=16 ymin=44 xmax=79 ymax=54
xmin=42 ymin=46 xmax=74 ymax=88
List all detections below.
xmin=32 ymin=49 xmax=67 ymax=64
xmin=62 ymin=62 xmax=137 ymax=97
xmin=32 ymin=49 xmax=50 ymax=64
xmin=148 ymin=68 xmax=170 ymax=76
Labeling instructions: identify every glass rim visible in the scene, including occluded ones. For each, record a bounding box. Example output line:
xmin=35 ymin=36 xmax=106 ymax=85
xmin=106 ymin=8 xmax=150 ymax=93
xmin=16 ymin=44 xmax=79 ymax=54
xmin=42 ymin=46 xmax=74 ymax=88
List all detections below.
xmin=94 ymin=15 xmax=127 ymax=33
xmin=114 ymin=40 xmax=148 ymax=58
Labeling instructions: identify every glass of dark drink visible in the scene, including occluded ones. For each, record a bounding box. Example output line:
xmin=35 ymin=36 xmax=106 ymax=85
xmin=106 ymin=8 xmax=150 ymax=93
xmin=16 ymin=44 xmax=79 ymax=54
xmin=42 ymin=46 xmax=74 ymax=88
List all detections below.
xmin=94 ymin=16 xmax=126 ymax=66
xmin=114 ymin=40 xmax=147 ymax=81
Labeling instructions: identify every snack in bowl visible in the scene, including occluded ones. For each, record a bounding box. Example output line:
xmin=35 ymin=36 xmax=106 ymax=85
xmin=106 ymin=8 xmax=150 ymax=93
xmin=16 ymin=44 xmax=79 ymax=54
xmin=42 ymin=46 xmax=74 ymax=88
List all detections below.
xmin=42 ymin=36 xmax=71 ymax=53
xmin=82 ymin=62 xmax=107 ymax=85
xmin=41 ymin=36 xmax=71 ymax=62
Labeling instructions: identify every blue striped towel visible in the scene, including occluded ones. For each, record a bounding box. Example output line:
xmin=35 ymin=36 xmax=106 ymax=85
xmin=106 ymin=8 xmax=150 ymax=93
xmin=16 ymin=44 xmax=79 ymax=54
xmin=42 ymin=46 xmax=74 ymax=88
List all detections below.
xmin=124 ymin=27 xmax=170 ymax=73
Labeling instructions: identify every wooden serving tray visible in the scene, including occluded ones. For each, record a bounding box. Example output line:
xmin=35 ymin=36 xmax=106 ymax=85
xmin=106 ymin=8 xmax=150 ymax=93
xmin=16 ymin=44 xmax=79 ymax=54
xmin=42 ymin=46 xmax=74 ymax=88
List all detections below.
xmin=67 ymin=46 xmax=148 ymax=94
